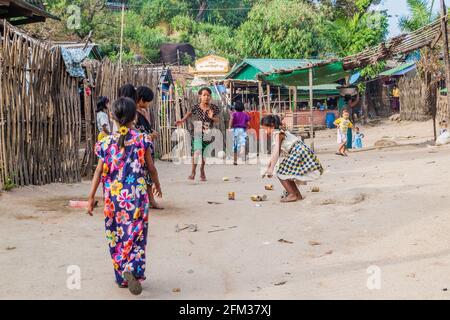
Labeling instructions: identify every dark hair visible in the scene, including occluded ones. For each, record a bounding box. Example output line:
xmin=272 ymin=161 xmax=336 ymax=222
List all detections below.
xmin=111 ymin=97 xmax=137 ymax=150
xmin=136 ymin=86 xmax=154 ymax=103
xmin=118 ymin=84 xmax=137 ymax=102
xmin=234 ymin=101 xmax=245 ymax=112
xmin=261 ymin=115 xmax=282 ymax=129
xmin=198 ymin=87 xmax=212 ymax=95
xmin=96 ymin=96 xmax=109 ymax=113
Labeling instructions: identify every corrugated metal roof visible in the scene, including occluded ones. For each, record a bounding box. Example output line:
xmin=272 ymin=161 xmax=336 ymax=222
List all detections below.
xmin=227 ymin=58 xmax=323 ymax=80
xmin=243 ymin=59 xmax=322 ymax=73
xmin=1 ymin=0 xmax=59 ymax=21
xmin=379 ymin=62 xmax=416 ymax=77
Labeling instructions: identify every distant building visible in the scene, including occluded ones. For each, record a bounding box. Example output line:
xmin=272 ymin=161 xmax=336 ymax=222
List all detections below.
xmin=160 ymin=43 xmax=196 ymax=65
xmin=0 ymin=0 xmax=59 ymax=25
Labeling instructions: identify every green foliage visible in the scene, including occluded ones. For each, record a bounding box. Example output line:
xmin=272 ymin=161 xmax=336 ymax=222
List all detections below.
xmin=41 ymin=0 xmax=390 ymax=66
xmin=3 ymin=176 xmax=16 ymax=191
xmin=399 ymin=0 xmax=438 ymax=32
xmin=235 ymin=0 xmax=328 ymax=59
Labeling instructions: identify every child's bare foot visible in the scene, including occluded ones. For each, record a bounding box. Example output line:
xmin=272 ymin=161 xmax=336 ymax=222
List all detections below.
xmin=149 ymin=199 xmax=164 ymax=210
xmin=188 ymin=174 xmax=195 ymax=180
xmin=200 ymin=170 xmax=207 ymax=181
xmin=280 ymin=194 xmax=299 ymax=203
xmin=296 ymin=193 xmax=303 ymax=200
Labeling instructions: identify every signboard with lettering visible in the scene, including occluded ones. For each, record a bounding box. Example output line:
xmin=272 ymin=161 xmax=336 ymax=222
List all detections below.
xmin=189 ymin=55 xmax=230 ymax=79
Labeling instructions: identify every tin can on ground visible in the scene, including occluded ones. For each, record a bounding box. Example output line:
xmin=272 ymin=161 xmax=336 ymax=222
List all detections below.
xmin=265 ymin=184 xmax=274 ymax=191
xmin=228 ymin=192 xmax=236 ymax=200
xmin=251 ymin=195 xmax=267 ymax=202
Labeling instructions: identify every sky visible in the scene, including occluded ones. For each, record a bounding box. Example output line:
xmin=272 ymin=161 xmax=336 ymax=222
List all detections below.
xmin=378 ymin=0 xmax=450 ymax=36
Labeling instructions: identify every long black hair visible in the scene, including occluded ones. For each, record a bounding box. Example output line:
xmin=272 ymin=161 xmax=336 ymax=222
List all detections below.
xmin=111 ymin=97 xmax=137 ymax=150
xmin=136 ymin=86 xmax=154 ymax=103
xmin=234 ymin=101 xmax=245 ymax=112
xmin=118 ymin=84 xmax=137 ymax=102
xmin=261 ymin=114 xmax=282 ymax=129
xmin=198 ymin=87 xmax=212 ymax=95
xmin=96 ymin=96 xmax=109 ymax=113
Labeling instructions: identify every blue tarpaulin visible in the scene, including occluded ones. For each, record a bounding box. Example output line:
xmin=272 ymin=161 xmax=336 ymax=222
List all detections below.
xmin=59 ymin=46 xmax=95 ymax=78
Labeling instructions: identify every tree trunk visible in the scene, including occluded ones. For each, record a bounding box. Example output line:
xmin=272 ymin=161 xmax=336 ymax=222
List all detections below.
xmin=196 ymin=1 xmax=208 ymax=21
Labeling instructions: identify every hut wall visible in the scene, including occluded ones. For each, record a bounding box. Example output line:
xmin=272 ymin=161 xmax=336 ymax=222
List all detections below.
xmin=398 ymin=75 xmax=435 ymax=121
xmin=0 ymin=21 xmax=81 ymax=187
xmin=437 ymin=94 xmax=450 ymax=124
xmin=366 ymin=80 xmax=391 ymax=118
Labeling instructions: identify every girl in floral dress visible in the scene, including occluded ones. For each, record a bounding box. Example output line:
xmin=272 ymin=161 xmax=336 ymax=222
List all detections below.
xmin=87 ymin=97 xmax=162 ymax=295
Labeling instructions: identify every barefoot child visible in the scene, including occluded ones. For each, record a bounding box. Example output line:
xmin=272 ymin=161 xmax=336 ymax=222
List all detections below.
xmin=261 ymin=115 xmax=323 ymax=203
xmin=87 ymin=97 xmax=162 ymax=295
xmin=353 ymin=127 xmax=364 ymax=149
xmin=176 ymin=87 xmax=220 ymax=181
xmin=229 ymin=101 xmax=250 ymax=165
xmin=334 ymin=109 xmax=353 ymax=156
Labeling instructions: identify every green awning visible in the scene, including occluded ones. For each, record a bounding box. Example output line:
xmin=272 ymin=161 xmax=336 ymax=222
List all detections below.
xmin=259 ymin=61 xmax=349 ymax=86
xmin=379 ymin=62 xmax=416 ymax=77
xmin=297 ymin=84 xmax=340 ymax=96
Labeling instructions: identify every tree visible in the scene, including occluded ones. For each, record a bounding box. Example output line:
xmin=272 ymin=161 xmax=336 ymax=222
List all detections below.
xmin=235 ymin=0 xmax=329 ymax=59
xmin=399 ymin=0 xmax=437 ymax=32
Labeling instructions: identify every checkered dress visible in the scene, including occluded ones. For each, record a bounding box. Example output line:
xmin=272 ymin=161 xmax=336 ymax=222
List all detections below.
xmin=277 ymin=140 xmax=323 ymax=180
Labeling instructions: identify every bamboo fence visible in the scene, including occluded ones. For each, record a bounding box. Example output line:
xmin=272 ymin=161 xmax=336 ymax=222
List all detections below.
xmin=0 ymin=20 xmax=81 ymax=187
xmin=0 ymin=20 xmax=231 ymax=185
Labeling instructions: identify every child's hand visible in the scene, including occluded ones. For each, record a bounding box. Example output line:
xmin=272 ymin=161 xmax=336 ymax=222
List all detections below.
xmin=176 ymin=120 xmax=184 ymax=126
xmin=207 ymin=109 xmax=214 ymax=119
xmin=262 ymin=170 xmax=274 ymax=179
xmin=153 ymin=184 xmax=162 ymax=198
xmin=87 ymin=197 xmax=95 ymax=216
xmin=150 ymin=131 xmax=159 ymax=140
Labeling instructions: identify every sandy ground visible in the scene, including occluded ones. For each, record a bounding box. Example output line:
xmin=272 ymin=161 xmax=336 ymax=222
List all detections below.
xmin=2 ymin=119 xmax=450 ymax=300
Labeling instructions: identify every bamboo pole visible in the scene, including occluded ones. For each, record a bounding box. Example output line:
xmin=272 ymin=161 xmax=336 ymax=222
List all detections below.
xmin=118 ymin=2 xmax=125 ymax=83
xmin=258 ymin=80 xmax=263 ymax=114
xmin=440 ymin=0 xmax=450 ymax=125
xmin=309 ymin=67 xmax=315 ymax=151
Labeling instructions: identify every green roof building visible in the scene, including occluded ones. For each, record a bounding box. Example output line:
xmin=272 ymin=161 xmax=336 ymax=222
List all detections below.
xmin=226 ymin=59 xmax=322 ymax=81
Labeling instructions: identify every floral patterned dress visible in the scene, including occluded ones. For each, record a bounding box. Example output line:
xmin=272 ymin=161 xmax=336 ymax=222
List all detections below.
xmin=95 ymin=129 xmax=153 ymax=286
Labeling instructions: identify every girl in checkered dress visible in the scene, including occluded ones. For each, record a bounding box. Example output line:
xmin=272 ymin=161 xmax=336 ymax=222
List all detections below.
xmin=261 ymin=115 xmax=323 ymax=203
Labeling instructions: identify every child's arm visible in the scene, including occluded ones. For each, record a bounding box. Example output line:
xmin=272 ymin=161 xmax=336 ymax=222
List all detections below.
xmin=102 ymin=124 xmax=110 ymax=135
xmin=228 ymin=113 xmax=234 ymax=130
xmin=176 ymin=111 xmax=192 ymax=126
xmin=264 ymin=133 xmax=283 ymax=177
xmin=145 ymin=149 xmax=162 ymax=198
xmin=87 ymin=160 xmax=103 ymax=215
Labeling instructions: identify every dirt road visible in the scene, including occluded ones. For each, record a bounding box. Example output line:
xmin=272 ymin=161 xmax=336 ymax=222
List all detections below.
xmin=2 ymin=120 xmax=450 ymax=299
